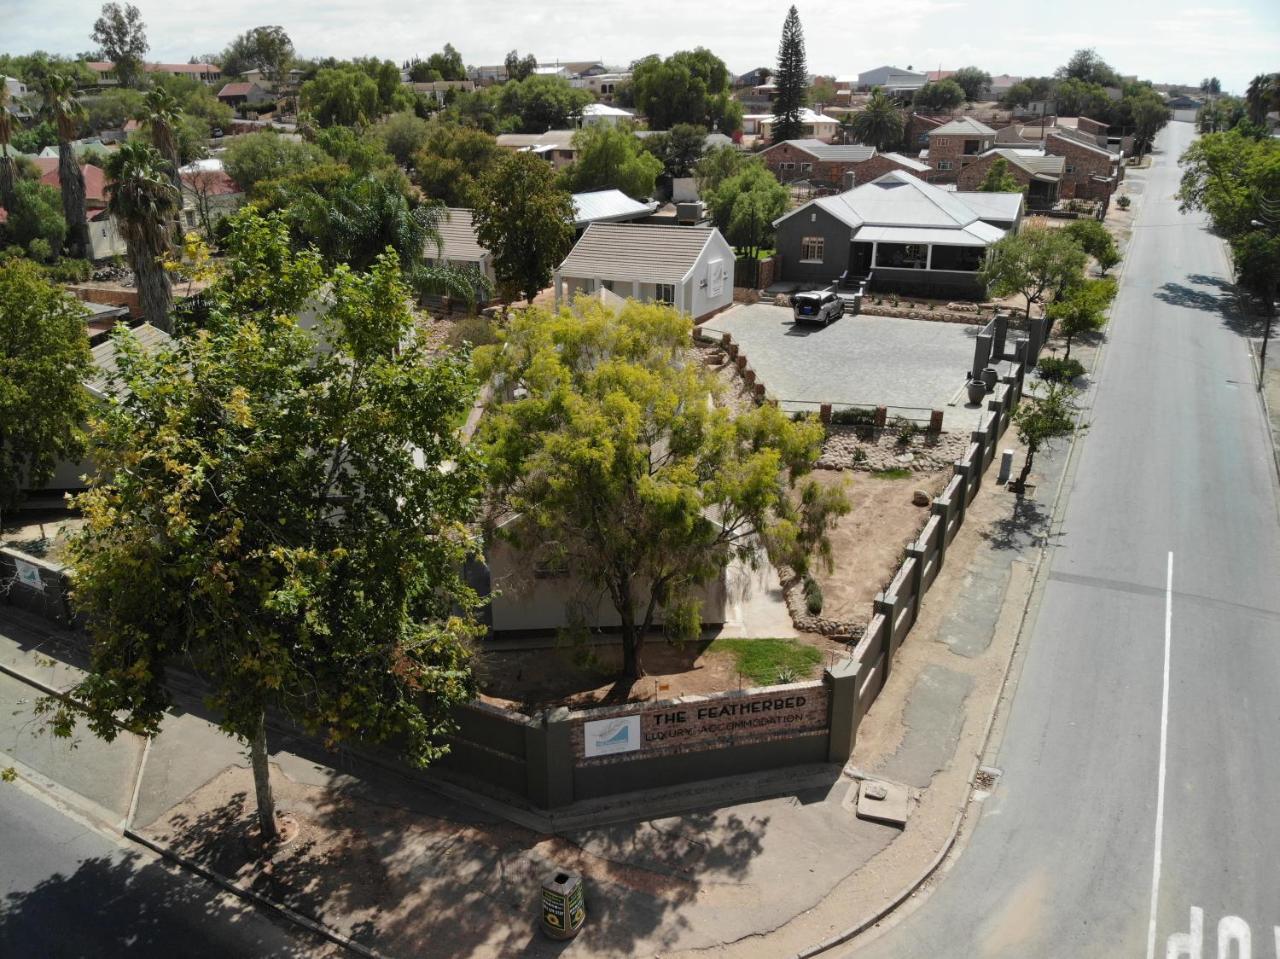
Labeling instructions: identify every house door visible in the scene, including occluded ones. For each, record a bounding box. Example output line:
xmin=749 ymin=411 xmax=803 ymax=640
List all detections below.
xmin=851 ymin=242 xmax=874 ymax=277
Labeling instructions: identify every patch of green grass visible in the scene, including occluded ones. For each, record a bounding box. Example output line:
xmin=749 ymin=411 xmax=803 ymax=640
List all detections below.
xmin=708 ymin=638 xmax=823 ymax=686
xmin=871 ymin=467 xmax=912 ymax=480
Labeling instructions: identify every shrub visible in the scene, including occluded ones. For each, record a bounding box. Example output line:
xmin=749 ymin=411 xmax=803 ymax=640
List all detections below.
xmin=803 ymin=575 xmax=823 ymax=615
xmin=893 ymin=416 xmax=918 ymax=446
xmin=43 ymin=258 xmax=92 ymax=283
xmin=444 ymin=316 xmax=500 ymax=350
xmin=850 ymin=446 xmax=868 ymax=465
xmin=1117 ymin=195 xmax=1131 ymax=210
xmin=831 ymin=406 xmax=876 ymax=426
xmin=1037 ymin=356 xmax=1085 ymax=382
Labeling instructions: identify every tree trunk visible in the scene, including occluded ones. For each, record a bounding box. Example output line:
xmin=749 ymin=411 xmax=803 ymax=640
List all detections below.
xmin=619 ymin=599 xmax=646 ymax=680
xmin=1064 ymin=334 xmax=1073 ymax=361
xmin=134 ymin=246 xmax=175 ymax=332
xmin=1016 ymin=445 xmax=1036 ymax=491
xmin=250 ymin=711 xmax=280 ymax=843
xmin=59 ymin=143 xmax=89 ymax=260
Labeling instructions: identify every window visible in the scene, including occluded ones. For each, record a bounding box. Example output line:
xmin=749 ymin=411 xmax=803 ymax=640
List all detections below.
xmin=800 ymin=161 xmax=813 ymax=172
xmin=800 ymin=236 xmax=825 ymax=262
xmin=1065 ymin=162 xmax=1075 ymax=174
xmin=601 ymin=279 xmax=615 ymax=292
xmin=781 ymin=161 xmax=795 ymax=171
xmin=934 ymin=137 xmax=949 ymax=146
xmin=938 ymin=159 xmax=953 ymax=171
xmin=655 ymin=283 xmax=675 ymax=305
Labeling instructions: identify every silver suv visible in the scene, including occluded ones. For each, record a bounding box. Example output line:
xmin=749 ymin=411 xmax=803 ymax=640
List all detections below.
xmin=792 ymin=290 xmax=843 ymax=326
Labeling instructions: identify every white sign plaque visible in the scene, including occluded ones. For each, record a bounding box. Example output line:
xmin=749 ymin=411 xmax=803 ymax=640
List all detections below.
xmin=583 ymin=715 xmax=641 ymax=758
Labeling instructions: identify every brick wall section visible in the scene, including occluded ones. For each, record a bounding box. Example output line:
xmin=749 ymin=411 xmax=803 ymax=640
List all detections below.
xmin=954 ymin=153 xmax=1038 ymax=192
xmin=762 ymin=143 xmax=928 ymax=188
xmin=568 ymin=682 xmax=829 ymax=767
xmin=1046 ymin=132 xmax=1117 ymax=200
xmin=1075 ymin=116 xmax=1109 ymax=140
xmin=926 ymin=131 xmax=996 ymax=182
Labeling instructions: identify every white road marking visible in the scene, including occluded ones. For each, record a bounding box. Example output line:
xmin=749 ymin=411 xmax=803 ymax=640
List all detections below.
xmin=1164 ymin=908 xmax=1274 ymax=958
xmin=1216 ymin=916 xmax=1250 ymax=959
xmin=1148 ymin=551 xmax=1175 ymax=959
xmin=1166 ymin=906 xmax=1202 ymax=959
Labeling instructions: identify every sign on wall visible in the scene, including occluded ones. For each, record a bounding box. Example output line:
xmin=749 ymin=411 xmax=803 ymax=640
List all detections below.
xmin=576 ymin=686 xmax=828 ymax=764
xmin=13 ymin=558 xmax=44 ymax=591
xmin=583 ymin=715 xmax=641 ymax=757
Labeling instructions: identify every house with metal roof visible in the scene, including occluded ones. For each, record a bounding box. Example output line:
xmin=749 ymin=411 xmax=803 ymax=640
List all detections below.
xmin=760 ymin=138 xmax=932 ymax=188
xmin=772 ymin=170 xmax=1023 ymax=298
xmin=856 ymin=66 xmax=928 ymax=94
xmin=495 ymin=130 xmax=578 ymax=168
xmin=571 ymin=190 xmax=658 ymax=228
xmin=579 ymin=102 xmax=637 ymax=127
xmin=742 ymin=108 xmax=841 ymax=143
xmin=553 ymin=223 xmax=735 ymax=319
xmin=954 ymin=148 xmax=1066 ymax=209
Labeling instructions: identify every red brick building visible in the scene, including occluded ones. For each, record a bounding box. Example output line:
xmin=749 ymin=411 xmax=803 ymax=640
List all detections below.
xmin=924 ymin=118 xmax=998 ymax=182
xmin=759 ymin=139 xmax=931 ymax=189
xmin=1045 ymin=131 xmax=1123 ymax=201
xmin=954 ymin=149 xmax=1065 ymax=210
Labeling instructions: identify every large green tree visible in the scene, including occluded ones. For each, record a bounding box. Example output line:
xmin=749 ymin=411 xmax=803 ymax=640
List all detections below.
xmin=0 ymin=259 xmax=92 ymax=516
xmin=49 ymin=210 xmax=484 ymax=844
xmin=410 ymin=122 xmax=502 ymax=207
xmin=977 ymin=156 xmax=1022 ymax=193
xmin=913 ymin=80 xmax=965 ymax=112
xmin=478 ymin=300 xmax=848 ymax=679
xmin=503 ymin=50 xmax=537 ymax=83
xmin=1046 ymin=276 xmax=1116 ymax=358
xmin=378 ymin=111 xmax=431 ymax=167
xmin=705 ymin=160 xmax=788 ymax=259
xmin=979 ymin=226 xmax=1087 ymax=319
xmin=1056 ymin=49 xmax=1120 ymax=88
xmin=1128 ymin=90 xmax=1170 ymax=158
xmin=223 ymin=130 xmax=328 ymax=196
xmin=3 ymin=180 xmax=68 ymax=256
xmin=495 ymin=74 xmax=592 ymax=133
xmin=951 ymin=67 xmax=992 ymax=102
xmin=641 ymin=124 xmax=708 ymax=178
xmin=844 ymin=88 xmax=904 ymax=151
xmin=631 ymin=49 xmax=740 ymax=132
xmin=771 ymin=7 xmax=807 ymax=142
xmin=220 ymin=26 xmax=294 ymax=85
xmin=472 ymin=151 xmax=574 ymax=304
xmin=91 ymin=2 xmax=149 ymax=88
xmin=1245 ymin=73 xmax=1279 ymax=126
xmin=0 ymin=83 xmax=19 ymax=211
xmin=105 ymin=141 xmax=180 ymax=330
xmin=38 ymin=71 xmax=90 ymax=259
xmin=562 ymin=125 xmax=662 ymax=200
xmin=1063 ymin=218 xmax=1121 ymax=274
xmin=301 ymin=67 xmax=381 ymax=127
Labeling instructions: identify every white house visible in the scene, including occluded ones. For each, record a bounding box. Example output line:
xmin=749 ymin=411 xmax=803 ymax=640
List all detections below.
xmin=553 ymin=223 xmax=735 ymax=320
xmin=579 ymin=102 xmax=636 ymax=127
xmin=423 ymin=208 xmax=498 ymax=305
xmin=743 ymin=107 xmax=841 ymax=142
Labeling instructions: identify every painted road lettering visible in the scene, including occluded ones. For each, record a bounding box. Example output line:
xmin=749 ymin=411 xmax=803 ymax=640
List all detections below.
xmin=1165 ymin=907 xmax=1279 ymax=958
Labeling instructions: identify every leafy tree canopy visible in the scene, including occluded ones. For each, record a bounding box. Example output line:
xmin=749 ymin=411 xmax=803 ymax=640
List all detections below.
xmin=913 ymin=79 xmax=965 ymax=112
xmin=91 ymin=2 xmax=149 ymax=87
xmin=495 ymin=74 xmax=593 ymax=133
xmin=223 ymin=130 xmax=328 ymax=196
xmin=705 ymin=160 xmax=788 ymax=258
xmin=977 ymin=156 xmax=1023 ymax=194
xmin=1 ymin=179 xmax=68 ymax=255
xmin=410 ymin=121 xmax=502 ymax=208
xmin=562 ymin=125 xmax=662 ymax=200
xmin=504 ymin=50 xmax=537 ymax=83
xmin=219 ymin=26 xmax=294 ymax=83
xmin=979 ymin=226 xmax=1087 ymax=319
xmin=641 ymin=123 xmax=708 ymax=178
xmin=951 ymin=67 xmax=992 ymax=102
xmin=631 ymin=48 xmax=740 ymax=132
xmin=1056 ymin=48 xmax=1120 ymax=88
xmin=0 ymin=257 xmax=92 ymax=513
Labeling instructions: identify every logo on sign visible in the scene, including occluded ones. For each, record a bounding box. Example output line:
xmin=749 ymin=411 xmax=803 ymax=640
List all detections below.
xmin=583 ymin=715 xmax=640 ymax=757
xmin=14 ymin=559 xmax=44 ymax=591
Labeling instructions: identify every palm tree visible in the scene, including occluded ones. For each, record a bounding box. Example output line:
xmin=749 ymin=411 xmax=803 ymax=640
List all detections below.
xmin=0 ymin=83 xmax=17 ymax=211
xmin=135 ymin=88 xmax=183 ymax=194
xmin=848 ymin=88 xmax=905 ymax=152
xmin=1245 ymin=73 xmax=1279 ymax=126
xmin=39 ymin=71 xmax=90 ymax=259
xmin=105 ymin=141 xmax=180 ymax=331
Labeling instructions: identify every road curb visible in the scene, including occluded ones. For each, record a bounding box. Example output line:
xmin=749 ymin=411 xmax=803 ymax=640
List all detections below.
xmin=124 ymin=827 xmax=393 ymax=959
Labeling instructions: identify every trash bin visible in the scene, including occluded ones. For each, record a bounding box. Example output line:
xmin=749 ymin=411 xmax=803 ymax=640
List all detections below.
xmin=541 ymin=871 xmax=585 ymax=940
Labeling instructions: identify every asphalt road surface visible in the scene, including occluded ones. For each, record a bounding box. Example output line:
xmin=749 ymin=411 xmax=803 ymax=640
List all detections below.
xmin=846 ymin=122 xmax=1280 ymax=957
xmin=0 ymin=784 xmax=335 ymax=958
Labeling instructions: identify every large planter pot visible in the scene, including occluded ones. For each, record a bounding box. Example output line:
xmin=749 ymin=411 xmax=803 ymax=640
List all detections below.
xmin=966 ymin=380 xmax=987 ymax=405
xmin=981 ymin=366 xmax=999 ymax=392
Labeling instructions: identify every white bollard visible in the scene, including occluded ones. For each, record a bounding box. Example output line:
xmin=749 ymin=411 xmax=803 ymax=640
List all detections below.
xmin=997 ymin=449 xmax=1014 ymax=485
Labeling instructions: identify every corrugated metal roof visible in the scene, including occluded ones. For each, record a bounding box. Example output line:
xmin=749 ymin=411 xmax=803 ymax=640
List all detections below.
xmin=856 ymin=222 xmax=1005 ymax=245
xmin=86 ymin=324 xmax=174 ymax=399
xmin=953 ymin=191 xmax=1024 ymax=223
xmin=791 ymin=170 xmax=989 ymax=231
xmin=881 ymin=152 xmax=931 ymax=172
xmin=582 ymin=103 xmax=635 ymax=118
xmin=572 ymin=189 xmax=658 ymax=226
xmin=434 ymin=208 xmax=488 ymax=262
xmin=557 ymin=223 xmax=717 ymax=283
xmin=767 ymin=139 xmax=876 ymax=162
xmin=929 ymin=117 xmax=997 ymax=137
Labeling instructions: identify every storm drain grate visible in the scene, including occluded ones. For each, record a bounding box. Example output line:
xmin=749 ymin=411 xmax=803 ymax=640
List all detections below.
xmin=974 ymin=766 xmax=1002 ymax=791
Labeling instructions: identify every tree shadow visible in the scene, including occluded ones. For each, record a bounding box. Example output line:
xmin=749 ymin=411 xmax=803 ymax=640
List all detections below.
xmin=980 ymin=496 xmax=1053 ymax=552
xmin=141 ymin=762 xmax=775 ymax=959
xmin=1155 ymin=274 xmax=1266 ymax=338
xmin=0 ymin=845 xmax=324 ymax=957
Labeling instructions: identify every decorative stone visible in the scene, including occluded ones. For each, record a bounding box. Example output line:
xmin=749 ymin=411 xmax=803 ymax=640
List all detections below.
xmin=912 ymin=489 xmax=930 ymax=507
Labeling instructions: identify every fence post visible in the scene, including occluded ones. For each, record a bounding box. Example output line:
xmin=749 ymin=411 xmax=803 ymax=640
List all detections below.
xmin=825 ymin=658 xmax=861 ymax=762
xmin=873 ymin=593 xmax=896 ymax=681
xmin=906 ymin=547 xmax=925 ymax=622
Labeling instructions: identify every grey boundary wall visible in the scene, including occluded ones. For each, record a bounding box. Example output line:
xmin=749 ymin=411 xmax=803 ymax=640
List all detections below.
xmin=2 ymin=333 xmax=1034 ymax=810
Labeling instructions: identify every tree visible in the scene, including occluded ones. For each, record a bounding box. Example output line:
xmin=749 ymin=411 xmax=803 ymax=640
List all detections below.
xmin=771 ymin=7 xmax=807 ymax=142
xmin=979 ymin=227 xmax=1087 ymax=320
xmin=0 ymin=82 xmax=18 ymax=211
xmin=1127 ymin=91 xmax=1170 ymax=158
xmin=220 ymin=26 xmax=294 ymax=85
xmin=705 ymin=160 xmax=788 ymax=259
xmin=641 ymin=123 xmax=708 ymax=178
xmin=1056 ymin=49 xmax=1119 ymax=88
xmin=496 ymin=74 xmax=593 ymax=133
xmin=38 ymin=72 xmax=90 ymax=259
xmin=91 ymin=2 xmax=148 ymax=88
xmin=1055 ymin=77 xmax=1111 ymax=119
xmin=977 ymin=156 xmax=1022 ymax=193
xmin=1199 ymin=77 xmax=1221 ymax=97
xmin=1063 ymin=218 xmax=1121 ymax=274
xmin=423 ymin=44 xmax=467 ymax=82
xmin=0 ymin=258 xmax=92 ymax=517
xmin=378 ymin=111 xmax=431 ymax=166
xmin=105 ymin=141 xmax=180 ymax=330
xmin=562 ymin=125 xmax=662 ymax=200
xmin=845 ymin=88 xmax=904 ymax=151
xmin=695 ymin=143 xmax=746 ymax=196
xmin=1012 ymin=383 xmax=1079 ymax=490
xmin=951 ymin=67 xmax=992 ymax=102
xmin=473 ymin=151 xmax=574 ymax=304
xmin=504 ymin=50 xmax=537 ymax=83
xmin=223 ymin=130 xmax=327 ymax=196
xmin=913 ymin=80 xmax=965 ymax=112
xmin=2 ymin=179 xmax=68 ymax=255
xmin=1046 ymin=277 xmax=1116 ymax=358
xmin=631 ymin=49 xmax=737 ymax=132
xmin=1229 ymin=230 xmax=1280 ymax=314
xmin=477 ymin=301 xmax=849 ymax=679
xmin=50 ymin=209 xmax=484 ymax=844
xmin=136 ymin=87 xmax=184 ymax=195
xmin=808 ymin=77 xmax=838 ymax=108
xmin=1245 ymin=73 xmax=1279 ymax=126
xmin=410 ymin=121 xmax=502 ymax=207
xmin=301 ymin=67 xmax=381 ymax=127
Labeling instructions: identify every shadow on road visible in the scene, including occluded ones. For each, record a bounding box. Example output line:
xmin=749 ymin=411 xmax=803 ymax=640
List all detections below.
xmin=1155 ymin=274 xmax=1267 ymax=339
xmin=980 ymin=497 xmax=1055 ymax=553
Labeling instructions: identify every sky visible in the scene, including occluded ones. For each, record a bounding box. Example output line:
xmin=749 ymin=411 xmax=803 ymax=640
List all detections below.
xmin=4 ymin=0 xmax=1277 ymax=94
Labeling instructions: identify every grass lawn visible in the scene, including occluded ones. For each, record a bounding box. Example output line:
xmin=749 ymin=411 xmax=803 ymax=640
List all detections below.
xmin=706 ymin=638 xmax=823 ymax=686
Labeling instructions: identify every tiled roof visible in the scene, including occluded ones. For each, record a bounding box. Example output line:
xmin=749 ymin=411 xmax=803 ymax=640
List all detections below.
xmin=981 ymin=148 xmax=1065 ymax=180
xmin=41 ymin=162 xmax=108 ymax=206
xmin=217 ymin=82 xmax=255 ymax=98
xmin=433 ymin=208 xmax=488 ymax=262
xmin=929 ymin=117 xmax=997 ymax=137
xmin=181 ymin=169 xmax=241 ymax=196
xmin=557 ymin=223 xmax=718 ymax=283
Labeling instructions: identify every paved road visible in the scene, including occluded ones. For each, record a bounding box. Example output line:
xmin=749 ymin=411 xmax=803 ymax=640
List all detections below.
xmin=846 ymin=122 xmax=1280 ymax=957
xmin=0 ymin=784 xmax=335 ymax=958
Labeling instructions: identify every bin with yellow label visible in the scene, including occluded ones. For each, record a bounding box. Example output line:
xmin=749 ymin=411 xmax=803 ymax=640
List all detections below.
xmin=541 ymin=871 xmax=585 ymax=940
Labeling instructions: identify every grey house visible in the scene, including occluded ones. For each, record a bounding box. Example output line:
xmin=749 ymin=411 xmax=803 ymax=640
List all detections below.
xmin=772 ymin=170 xmax=1023 ymax=299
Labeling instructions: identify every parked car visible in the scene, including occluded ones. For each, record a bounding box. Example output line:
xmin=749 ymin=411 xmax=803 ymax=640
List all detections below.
xmin=792 ymin=290 xmax=843 ymax=325
xmin=210 ymin=127 xmax=224 ymax=138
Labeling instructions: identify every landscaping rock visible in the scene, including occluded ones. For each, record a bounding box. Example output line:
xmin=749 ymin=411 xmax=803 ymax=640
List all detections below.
xmin=912 ymin=489 xmax=930 ymax=507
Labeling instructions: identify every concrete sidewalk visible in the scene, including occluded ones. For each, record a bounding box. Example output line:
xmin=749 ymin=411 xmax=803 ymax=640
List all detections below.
xmin=0 ymin=437 xmax=1057 ymax=959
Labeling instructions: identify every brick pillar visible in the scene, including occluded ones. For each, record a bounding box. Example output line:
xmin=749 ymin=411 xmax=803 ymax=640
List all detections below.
xmin=820 ymin=403 xmax=832 ymax=424
xmin=874 ymin=406 xmax=887 ymax=428
xmin=929 ymin=409 xmax=944 ymax=433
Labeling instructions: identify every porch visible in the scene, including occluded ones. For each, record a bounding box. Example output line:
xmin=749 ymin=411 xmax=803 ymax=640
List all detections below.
xmin=843 ymin=239 xmax=988 ymax=299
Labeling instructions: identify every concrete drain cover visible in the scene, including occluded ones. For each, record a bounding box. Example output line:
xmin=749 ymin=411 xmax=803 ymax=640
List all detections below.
xmin=855 ymin=778 xmax=911 ymax=827
xmin=973 ymin=765 xmax=1002 ymax=795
